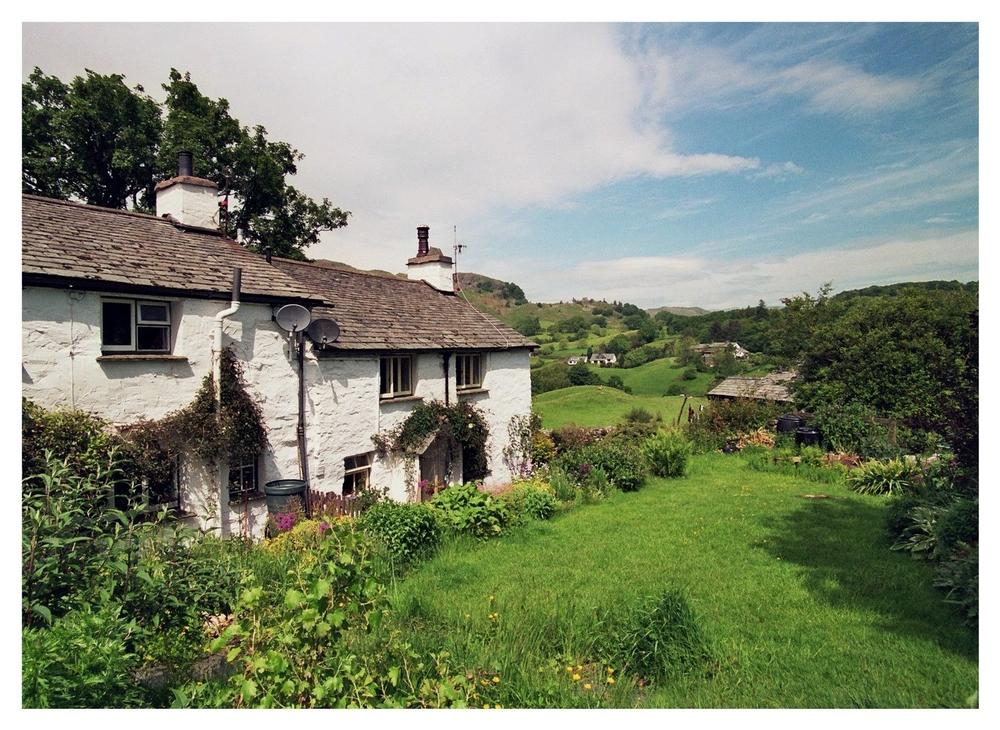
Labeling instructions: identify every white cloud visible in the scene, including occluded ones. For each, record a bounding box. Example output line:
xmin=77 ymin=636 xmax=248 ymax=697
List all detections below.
xmin=500 ymin=230 xmax=978 ymax=309
xmin=22 ymin=23 xmax=761 ymax=270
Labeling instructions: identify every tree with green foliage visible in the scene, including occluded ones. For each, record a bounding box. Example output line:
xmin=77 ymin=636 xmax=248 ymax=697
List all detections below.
xmin=795 ymin=287 xmax=977 ymax=473
xmin=568 ymin=362 xmax=601 ymax=387
xmin=23 ymin=67 xmax=349 ymax=260
xmin=22 ymin=68 xmax=162 ymax=208
xmin=512 ymin=315 xmax=541 ymax=337
xmin=637 ymin=318 xmax=659 ymax=344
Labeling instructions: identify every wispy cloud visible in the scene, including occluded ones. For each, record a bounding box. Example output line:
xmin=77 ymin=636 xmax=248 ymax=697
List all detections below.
xmin=653 ymin=197 xmax=719 ymax=220
xmin=750 ymin=161 xmax=805 ymax=180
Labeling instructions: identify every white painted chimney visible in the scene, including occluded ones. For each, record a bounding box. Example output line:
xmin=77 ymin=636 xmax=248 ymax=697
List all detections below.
xmin=406 ymin=226 xmax=454 ymax=293
xmin=155 ymin=151 xmax=220 ymax=230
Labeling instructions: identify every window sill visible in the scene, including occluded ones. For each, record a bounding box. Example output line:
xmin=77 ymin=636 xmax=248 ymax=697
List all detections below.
xmin=229 ymin=490 xmax=266 ymax=505
xmin=457 ymin=387 xmax=489 ymax=397
xmin=379 ymin=394 xmax=423 ymax=405
xmin=98 ymin=354 xmax=189 ymax=362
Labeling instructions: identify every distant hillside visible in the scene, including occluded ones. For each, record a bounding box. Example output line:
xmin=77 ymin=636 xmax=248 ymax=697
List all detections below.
xmin=646 ymin=305 xmax=711 ymax=317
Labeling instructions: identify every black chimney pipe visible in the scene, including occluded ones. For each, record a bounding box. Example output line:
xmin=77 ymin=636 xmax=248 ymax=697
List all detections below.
xmin=178 ymin=151 xmax=194 ymax=177
xmin=417 ymin=225 xmax=430 ymax=257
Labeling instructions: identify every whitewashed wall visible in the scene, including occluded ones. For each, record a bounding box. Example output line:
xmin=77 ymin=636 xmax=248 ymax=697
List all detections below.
xmin=23 ymin=285 xmax=534 ymax=534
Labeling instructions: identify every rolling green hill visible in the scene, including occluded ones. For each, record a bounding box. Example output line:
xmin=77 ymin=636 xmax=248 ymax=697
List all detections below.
xmin=587 ymin=356 xmax=717 ymax=397
xmin=532 ymin=386 xmax=705 ymax=429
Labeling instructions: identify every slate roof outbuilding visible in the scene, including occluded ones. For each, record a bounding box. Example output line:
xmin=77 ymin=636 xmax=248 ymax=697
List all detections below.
xmin=706 ymin=371 xmax=796 ymax=402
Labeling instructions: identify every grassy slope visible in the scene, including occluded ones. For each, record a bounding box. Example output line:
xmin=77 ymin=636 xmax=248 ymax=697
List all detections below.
xmin=390 ymin=453 xmax=978 ymax=707
xmin=586 ymin=356 xmax=716 ymax=397
xmin=532 ymin=386 xmax=704 ymax=429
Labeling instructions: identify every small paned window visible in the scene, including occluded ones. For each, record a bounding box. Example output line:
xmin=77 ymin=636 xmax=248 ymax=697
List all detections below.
xmin=228 ymin=457 xmax=259 ymax=500
xmin=456 ymin=353 xmax=483 ymax=390
xmin=379 ymin=355 xmax=413 ymax=399
xmin=102 ymin=298 xmax=172 ymax=353
xmin=343 ymin=452 xmax=373 ymax=496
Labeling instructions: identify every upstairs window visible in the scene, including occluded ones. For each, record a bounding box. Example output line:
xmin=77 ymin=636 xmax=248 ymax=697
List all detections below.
xmin=380 ymin=355 xmax=413 ymax=399
xmin=102 ymin=298 xmax=172 ymax=353
xmin=456 ymin=353 xmax=483 ymax=391
xmin=343 ymin=452 xmax=373 ymax=496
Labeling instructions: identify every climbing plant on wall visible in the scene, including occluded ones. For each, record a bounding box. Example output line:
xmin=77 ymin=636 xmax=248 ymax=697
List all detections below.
xmin=22 ymin=347 xmax=269 ymax=499
xmin=371 ymin=401 xmax=490 ymax=481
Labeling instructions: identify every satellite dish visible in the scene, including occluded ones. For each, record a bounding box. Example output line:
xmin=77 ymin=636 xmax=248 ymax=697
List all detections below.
xmin=274 ymin=304 xmax=311 ymax=332
xmin=306 ymin=318 xmax=341 ymax=347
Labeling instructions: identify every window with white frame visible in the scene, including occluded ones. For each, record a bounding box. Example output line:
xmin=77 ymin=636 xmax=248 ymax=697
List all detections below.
xmin=228 ymin=457 xmax=259 ymax=500
xmin=343 ymin=452 xmax=373 ymax=496
xmin=379 ymin=355 xmax=413 ymax=399
xmin=101 ymin=298 xmax=172 ymax=353
xmin=456 ymin=353 xmax=483 ymax=391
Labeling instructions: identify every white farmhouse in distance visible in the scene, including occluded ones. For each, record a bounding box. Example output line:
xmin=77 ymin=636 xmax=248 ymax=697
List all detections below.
xmin=590 ymin=353 xmax=617 ymax=366
xmin=22 ymin=154 xmax=536 ymax=540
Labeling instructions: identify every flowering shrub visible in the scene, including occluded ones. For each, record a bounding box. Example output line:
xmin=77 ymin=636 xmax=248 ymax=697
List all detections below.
xmin=272 ymin=511 xmax=298 ymax=533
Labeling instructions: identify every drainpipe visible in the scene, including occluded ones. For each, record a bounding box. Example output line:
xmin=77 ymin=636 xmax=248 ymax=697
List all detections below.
xmin=442 ymin=352 xmax=452 ymax=406
xmin=214 ymin=267 xmax=242 ymax=407
xmin=297 ymin=333 xmax=310 ymax=512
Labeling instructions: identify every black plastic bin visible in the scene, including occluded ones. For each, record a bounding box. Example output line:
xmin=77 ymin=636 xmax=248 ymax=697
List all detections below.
xmin=794 ymin=427 xmax=822 ymax=447
xmin=264 ymin=479 xmax=308 ymax=514
xmin=777 ymin=414 xmax=804 ymax=434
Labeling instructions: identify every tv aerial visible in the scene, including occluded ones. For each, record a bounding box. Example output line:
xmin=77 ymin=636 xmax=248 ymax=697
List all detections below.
xmin=305 ymin=318 xmax=341 ymax=349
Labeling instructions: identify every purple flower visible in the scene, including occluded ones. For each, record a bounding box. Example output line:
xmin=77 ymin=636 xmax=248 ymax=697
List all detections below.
xmin=273 ymin=511 xmax=297 ymax=533
xmin=318 ymin=521 xmax=331 ymax=534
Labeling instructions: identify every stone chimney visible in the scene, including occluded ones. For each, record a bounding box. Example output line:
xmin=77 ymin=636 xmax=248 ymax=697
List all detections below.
xmin=155 ymin=151 xmax=220 ymax=230
xmin=406 ymin=226 xmax=454 ymax=293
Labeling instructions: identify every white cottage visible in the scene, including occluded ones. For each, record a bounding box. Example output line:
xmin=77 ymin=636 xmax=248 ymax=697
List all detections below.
xmin=22 ymin=163 xmax=535 ymax=539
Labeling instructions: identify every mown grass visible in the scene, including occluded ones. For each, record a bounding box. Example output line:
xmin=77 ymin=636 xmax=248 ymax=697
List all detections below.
xmin=532 ymin=385 xmax=704 ymax=429
xmin=389 ymin=452 xmax=978 ymax=707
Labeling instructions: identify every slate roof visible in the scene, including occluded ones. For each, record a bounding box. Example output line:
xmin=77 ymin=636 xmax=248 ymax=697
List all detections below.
xmin=272 ymin=257 xmax=537 ymax=352
xmin=706 ymin=371 xmax=796 ymax=402
xmin=21 ymin=194 xmax=321 ymax=303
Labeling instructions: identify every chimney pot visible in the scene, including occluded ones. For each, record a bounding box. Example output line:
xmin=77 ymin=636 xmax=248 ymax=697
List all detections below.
xmin=177 ymin=151 xmax=194 ymax=177
xmin=417 ymin=225 xmax=430 ymax=257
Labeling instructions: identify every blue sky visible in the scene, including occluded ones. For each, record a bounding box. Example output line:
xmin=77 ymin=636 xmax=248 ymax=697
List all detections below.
xmin=22 ymin=22 xmax=979 ymax=309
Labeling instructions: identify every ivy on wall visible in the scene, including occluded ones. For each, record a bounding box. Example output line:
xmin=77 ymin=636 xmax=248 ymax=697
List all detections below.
xmin=371 ymin=401 xmax=490 ymax=481
xmin=23 ymin=347 xmax=269 ymax=501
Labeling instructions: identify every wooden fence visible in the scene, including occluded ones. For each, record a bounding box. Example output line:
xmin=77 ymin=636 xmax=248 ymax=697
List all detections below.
xmin=308 ymin=489 xmax=364 ymax=519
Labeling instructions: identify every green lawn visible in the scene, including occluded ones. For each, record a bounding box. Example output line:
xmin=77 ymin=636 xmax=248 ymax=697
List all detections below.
xmin=389 ymin=453 xmax=978 ymax=707
xmin=533 ymin=385 xmax=705 ymax=428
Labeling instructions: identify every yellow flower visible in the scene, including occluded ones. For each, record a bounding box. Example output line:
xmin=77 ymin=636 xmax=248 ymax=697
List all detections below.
xmin=566 ymin=666 xmax=573 ymax=672
xmin=576 ymin=664 xmax=583 ymax=671
xmin=492 ymin=676 xmax=500 ymax=684
xmin=572 ymin=673 xmax=581 ymax=681
xmin=483 ymin=704 xmax=490 ymax=709
xmin=494 ymin=704 xmax=502 ymax=709
xmin=583 ymin=683 xmax=592 ymax=690
xmin=607 ymin=677 xmax=616 ymax=685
